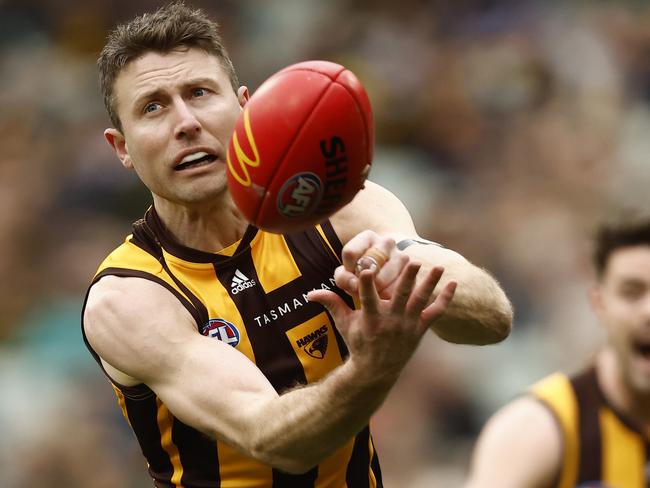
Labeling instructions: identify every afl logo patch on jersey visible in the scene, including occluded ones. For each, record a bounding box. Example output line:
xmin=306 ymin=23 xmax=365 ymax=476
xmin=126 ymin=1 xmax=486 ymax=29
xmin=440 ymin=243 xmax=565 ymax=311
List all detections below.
xmin=201 ymin=318 xmax=240 ymax=347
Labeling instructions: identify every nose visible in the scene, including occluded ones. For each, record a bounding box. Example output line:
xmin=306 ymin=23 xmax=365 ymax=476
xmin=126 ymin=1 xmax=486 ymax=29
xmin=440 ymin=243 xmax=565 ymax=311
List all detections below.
xmin=173 ymin=99 xmax=201 ymax=139
xmin=640 ymin=292 xmax=650 ymax=325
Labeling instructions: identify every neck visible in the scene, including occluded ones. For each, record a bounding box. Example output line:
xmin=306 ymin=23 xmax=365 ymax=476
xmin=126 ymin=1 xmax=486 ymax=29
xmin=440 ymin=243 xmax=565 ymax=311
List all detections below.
xmin=152 ymin=193 xmax=249 ymax=252
xmin=596 ymin=348 xmax=650 ymax=435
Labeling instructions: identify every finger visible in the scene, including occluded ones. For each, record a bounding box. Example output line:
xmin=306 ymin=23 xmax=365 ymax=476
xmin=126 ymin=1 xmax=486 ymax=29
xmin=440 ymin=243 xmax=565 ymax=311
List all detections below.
xmin=355 ymin=246 xmax=389 ymax=275
xmin=358 ymin=269 xmax=380 ymax=315
xmin=406 ymin=266 xmax=445 ymax=317
xmin=374 ymin=251 xmax=409 ymax=298
xmin=307 ymin=290 xmax=352 ymax=323
xmin=341 ymin=230 xmax=376 ymax=273
xmin=389 ymin=261 xmax=422 ymax=313
xmin=420 ymin=280 xmax=457 ymax=324
xmin=342 ymin=234 xmax=396 ymax=274
xmin=334 ymin=265 xmax=358 ymax=295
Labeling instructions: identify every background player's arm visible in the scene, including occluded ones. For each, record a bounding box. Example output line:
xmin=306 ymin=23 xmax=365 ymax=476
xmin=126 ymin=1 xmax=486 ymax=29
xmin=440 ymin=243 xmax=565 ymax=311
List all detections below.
xmin=331 ymin=181 xmax=512 ymax=344
xmin=84 ymin=266 xmax=453 ymax=473
xmin=465 ymin=396 xmax=563 ymax=488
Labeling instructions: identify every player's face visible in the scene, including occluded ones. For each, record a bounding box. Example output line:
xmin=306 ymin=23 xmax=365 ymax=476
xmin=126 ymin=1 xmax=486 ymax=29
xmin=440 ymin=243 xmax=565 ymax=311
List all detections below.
xmin=593 ymin=245 xmax=650 ymax=392
xmin=105 ymin=47 xmax=248 ymax=205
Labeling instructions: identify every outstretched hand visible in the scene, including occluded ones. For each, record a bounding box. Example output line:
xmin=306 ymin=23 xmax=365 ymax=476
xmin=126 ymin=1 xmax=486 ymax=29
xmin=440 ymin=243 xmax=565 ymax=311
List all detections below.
xmin=308 ymin=261 xmax=456 ymax=379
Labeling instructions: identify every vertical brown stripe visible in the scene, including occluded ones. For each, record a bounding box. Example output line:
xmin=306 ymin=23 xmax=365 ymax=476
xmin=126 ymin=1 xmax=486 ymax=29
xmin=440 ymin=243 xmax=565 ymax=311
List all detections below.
xmin=570 ymin=367 xmax=602 ymax=484
xmin=157 ymin=400 xmax=184 ymax=487
xmin=122 ymin=394 xmax=175 ymax=485
xmin=346 ymin=427 xmax=371 ymax=488
xmin=284 ymin=230 xmax=354 ymax=310
xmin=369 ymin=436 xmax=383 ymax=488
xmin=171 ymin=419 xmax=221 ymax=487
xmin=285 ymin=230 xmax=352 ymax=360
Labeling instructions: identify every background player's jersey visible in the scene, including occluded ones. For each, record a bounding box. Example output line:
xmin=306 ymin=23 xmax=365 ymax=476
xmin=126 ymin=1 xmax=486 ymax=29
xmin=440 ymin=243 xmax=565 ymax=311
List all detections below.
xmin=81 ymin=207 xmax=383 ymax=488
xmin=531 ymin=368 xmax=649 ymax=488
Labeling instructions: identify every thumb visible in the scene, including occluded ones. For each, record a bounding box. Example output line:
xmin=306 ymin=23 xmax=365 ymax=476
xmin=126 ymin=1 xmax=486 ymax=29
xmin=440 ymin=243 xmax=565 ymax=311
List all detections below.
xmin=307 ymin=290 xmax=351 ymax=323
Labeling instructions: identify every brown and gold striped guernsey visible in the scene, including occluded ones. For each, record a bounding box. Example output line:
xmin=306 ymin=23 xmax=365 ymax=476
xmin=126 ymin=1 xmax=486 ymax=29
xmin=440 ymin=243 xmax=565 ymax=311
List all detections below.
xmin=81 ymin=208 xmax=383 ymax=488
xmin=531 ymin=367 xmax=650 ymax=488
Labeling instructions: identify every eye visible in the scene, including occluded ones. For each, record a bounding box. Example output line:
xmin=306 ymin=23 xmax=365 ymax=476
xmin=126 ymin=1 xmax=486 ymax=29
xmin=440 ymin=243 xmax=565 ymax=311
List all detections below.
xmin=619 ymin=283 xmax=645 ymax=301
xmin=192 ymin=87 xmax=207 ymax=97
xmin=144 ymin=102 xmax=162 ymax=114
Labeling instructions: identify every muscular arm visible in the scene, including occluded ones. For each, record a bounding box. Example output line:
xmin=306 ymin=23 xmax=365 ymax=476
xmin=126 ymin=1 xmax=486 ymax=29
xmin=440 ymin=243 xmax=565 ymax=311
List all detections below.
xmin=465 ymin=396 xmax=563 ymax=488
xmin=84 ymin=264 xmax=453 ymax=473
xmin=331 ymin=181 xmax=512 ymax=344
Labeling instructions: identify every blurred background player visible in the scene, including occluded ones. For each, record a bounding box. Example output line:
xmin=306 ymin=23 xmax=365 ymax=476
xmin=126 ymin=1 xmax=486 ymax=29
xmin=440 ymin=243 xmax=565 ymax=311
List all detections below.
xmin=467 ymin=213 xmax=650 ymax=488
xmin=81 ymin=2 xmax=512 ymax=487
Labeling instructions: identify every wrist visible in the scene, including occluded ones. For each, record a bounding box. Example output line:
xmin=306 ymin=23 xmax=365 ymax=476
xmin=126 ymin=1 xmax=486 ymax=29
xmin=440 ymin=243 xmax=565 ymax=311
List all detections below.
xmin=339 ymin=355 xmax=400 ymax=393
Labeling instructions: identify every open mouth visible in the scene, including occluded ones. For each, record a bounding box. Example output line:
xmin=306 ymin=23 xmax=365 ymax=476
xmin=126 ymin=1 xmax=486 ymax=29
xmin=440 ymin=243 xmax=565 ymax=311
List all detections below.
xmin=175 ymin=152 xmax=218 ymax=171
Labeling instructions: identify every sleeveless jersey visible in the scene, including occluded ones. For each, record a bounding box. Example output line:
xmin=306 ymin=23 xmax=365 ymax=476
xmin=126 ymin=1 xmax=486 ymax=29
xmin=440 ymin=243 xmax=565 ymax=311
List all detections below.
xmin=81 ymin=208 xmax=383 ymax=488
xmin=530 ymin=367 xmax=650 ymax=488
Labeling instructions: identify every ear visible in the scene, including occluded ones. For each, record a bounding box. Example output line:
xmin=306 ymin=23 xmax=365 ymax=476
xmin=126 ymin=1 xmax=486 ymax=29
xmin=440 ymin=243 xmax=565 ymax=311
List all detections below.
xmin=237 ymin=86 xmax=250 ymax=108
xmin=104 ymin=128 xmax=134 ymax=169
xmin=589 ymin=283 xmax=604 ymax=319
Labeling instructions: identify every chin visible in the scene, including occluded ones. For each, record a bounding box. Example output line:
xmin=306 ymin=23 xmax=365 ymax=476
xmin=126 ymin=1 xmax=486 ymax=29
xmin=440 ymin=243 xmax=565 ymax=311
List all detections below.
xmin=180 ymin=182 xmax=228 ymax=204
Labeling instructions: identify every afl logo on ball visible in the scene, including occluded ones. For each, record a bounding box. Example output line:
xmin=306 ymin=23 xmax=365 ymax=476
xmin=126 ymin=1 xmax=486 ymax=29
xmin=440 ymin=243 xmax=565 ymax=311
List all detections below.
xmin=201 ymin=318 xmax=240 ymax=347
xmin=277 ymin=172 xmax=323 ymax=219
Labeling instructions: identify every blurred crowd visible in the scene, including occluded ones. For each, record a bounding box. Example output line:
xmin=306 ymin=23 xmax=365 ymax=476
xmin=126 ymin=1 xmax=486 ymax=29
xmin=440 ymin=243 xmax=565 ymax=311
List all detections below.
xmin=1 ymin=0 xmax=650 ymax=486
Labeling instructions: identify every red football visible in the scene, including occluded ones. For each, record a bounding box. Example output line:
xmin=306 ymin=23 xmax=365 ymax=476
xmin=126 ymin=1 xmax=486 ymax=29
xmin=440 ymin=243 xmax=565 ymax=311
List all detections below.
xmin=226 ymin=60 xmax=374 ymax=234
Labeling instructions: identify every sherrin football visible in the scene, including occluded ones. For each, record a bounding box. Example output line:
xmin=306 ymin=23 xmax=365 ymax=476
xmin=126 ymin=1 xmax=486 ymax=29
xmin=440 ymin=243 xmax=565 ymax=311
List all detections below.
xmin=226 ymin=60 xmax=374 ymax=234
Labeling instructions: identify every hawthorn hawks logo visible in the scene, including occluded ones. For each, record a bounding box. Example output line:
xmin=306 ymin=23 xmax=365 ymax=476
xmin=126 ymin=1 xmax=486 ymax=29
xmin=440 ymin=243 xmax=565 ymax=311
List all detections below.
xmin=295 ymin=325 xmax=329 ymax=359
xmin=277 ymin=172 xmax=323 ymax=219
xmin=201 ymin=318 xmax=240 ymax=347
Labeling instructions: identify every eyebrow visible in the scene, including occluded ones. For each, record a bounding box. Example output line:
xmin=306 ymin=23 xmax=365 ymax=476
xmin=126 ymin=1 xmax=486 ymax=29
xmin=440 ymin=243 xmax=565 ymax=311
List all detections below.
xmin=615 ymin=277 xmax=649 ymax=289
xmin=132 ymin=77 xmax=219 ymax=109
xmin=132 ymin=89 xmax=167 ymax=110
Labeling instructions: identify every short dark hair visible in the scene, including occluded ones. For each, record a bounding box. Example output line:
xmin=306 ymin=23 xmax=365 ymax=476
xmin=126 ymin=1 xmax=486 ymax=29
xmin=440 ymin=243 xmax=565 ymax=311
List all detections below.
xmin=98 ymin=1 xmax=239 ymax=131
xmin=593 ymin=215 xmax=650 ymax=277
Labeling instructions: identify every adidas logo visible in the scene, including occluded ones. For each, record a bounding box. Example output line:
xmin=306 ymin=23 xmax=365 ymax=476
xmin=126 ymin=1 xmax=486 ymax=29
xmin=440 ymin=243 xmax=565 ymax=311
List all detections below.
xmin=230 ymin=269 xmax=256 ymax=295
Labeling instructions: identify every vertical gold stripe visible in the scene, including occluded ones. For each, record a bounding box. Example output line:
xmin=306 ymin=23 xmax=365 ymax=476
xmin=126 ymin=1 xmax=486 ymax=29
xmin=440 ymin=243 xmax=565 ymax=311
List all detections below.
xmin=312 ymin=439 xmax=354 ymax=488
xmin=529 ymin=373 xmax=579 ymax=488
xmin=600 ymin=408 xmax=644 ymax=487
xmin=156 ymin=398 xmax=184 ymax=488
xmin=316 ymin=224 xmax=338 ymax=261
xmin=251 ymin=232 xmax=301 ymax=293
xmin=216 ymin=441 xmax=272 ymax=485
xmin=112 ymin=385 xmax=132 ymax=428
xmin=368 ymin=436 xmax=377 ymax=488
xmin=203 ymin=273 xmax=257 ymax=363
